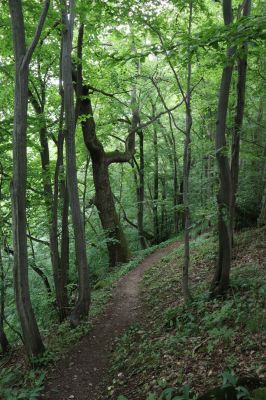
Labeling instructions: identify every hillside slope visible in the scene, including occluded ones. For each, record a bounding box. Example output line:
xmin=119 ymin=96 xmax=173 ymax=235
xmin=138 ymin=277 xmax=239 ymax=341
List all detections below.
xmin=108 ymin=227 xmax=266 ymax=400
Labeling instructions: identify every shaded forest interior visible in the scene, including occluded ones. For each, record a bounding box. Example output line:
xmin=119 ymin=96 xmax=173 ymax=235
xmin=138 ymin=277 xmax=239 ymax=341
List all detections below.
xmin=0 ymin=0 xmax=265 ymax=399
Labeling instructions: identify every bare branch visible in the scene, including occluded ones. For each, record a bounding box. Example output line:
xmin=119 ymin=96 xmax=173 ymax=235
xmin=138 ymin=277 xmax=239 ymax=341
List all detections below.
xmin=88 ymin=85 xmax=130 ymax=107
xmin=106 ymin=100 xmax=185 ymax=165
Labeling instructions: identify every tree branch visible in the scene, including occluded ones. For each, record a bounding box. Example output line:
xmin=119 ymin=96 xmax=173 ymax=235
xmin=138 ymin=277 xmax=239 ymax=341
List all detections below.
xmin=22 ymin=0 xmax=50 ymax=69
xmin=106 ymin=101 xmax=185 ymax=165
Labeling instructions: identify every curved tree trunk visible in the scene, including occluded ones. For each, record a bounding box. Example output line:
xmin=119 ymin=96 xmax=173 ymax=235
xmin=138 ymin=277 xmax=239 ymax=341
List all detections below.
xmin=78 ymin=91 xmax=130 ymax=268
xmin=9 ymin=0 xmax=49 ymax=358
xmin=61 ymin=0 xmax=90 ymax=324
xmin=75 ymin=25 xmax=130 ymax=268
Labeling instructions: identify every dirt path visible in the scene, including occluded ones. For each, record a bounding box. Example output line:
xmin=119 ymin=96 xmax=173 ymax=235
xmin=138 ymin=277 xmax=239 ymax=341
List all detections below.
xmin=41 ymin=242 xmax=179 ymax=400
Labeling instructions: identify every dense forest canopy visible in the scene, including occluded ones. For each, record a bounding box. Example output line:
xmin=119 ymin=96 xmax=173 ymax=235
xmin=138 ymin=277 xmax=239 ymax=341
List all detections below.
xmin=0 ymin=0 xmax=265 ymax=387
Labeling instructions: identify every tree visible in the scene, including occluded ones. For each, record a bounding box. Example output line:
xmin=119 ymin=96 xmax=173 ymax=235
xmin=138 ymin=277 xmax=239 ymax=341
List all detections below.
xmin=182 ymin=0 xmax=193 ymax=301
xmin=0 ymin=246 xmax=9 ymax=354
xmin=8 ymin=0 xmax=50 ymax=358
xmin=61 ymin=0 xmax=90 ymax=324
xmin=211 ymin=0 xmax=234 ymax=297
xmin=75 ymin=24 xmax=132 ymax=268
xmin=231 ymin=0 xmax=252 ymax=237
xmin=29 ymin=84 xmax=69 ymax=322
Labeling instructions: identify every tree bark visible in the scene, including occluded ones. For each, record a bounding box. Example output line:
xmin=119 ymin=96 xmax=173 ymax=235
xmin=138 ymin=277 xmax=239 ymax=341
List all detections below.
xmin=258 ymin=186 xmax=266 ymax=226
xmin=132 ymin=73 xmax=146 ymax=249
xmin=9 ymin=0 xmax=49 ymax=358
xmin=27 ymin=224 xmax=52 ymax=296
xmin=0 ymin=173 xmax=9 ymax=354
xmin=61 ymin=0 xmax=90 ymax=324
xmin=231 ymin=0 xmax=252 ymax=237
xmin=153 ymin=123 xmax=160 ymax=243
xmin=29 ymin=90 xmax=69 ymax=321
xmin=78 ymin=90 xmax=130 ymax=267
xmin=136 ymin=130 xmax=146 ymax=249
xmin=211 ymin=0 xmax=234 ymax=297
xmin=182 ymin=0 xmax=193 ymax=301
xmin=75 ymin=25 xmax=131 ymax=268
xmin=0 ymin=248 xmax=9 ymax=354
xmin=160 ymin=176 xmax=168 ymax=241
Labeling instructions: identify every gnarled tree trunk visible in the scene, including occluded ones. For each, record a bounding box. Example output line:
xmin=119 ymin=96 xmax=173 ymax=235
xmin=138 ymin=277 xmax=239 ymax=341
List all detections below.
xmin=75 ymin=26 xmax=132 ymax=268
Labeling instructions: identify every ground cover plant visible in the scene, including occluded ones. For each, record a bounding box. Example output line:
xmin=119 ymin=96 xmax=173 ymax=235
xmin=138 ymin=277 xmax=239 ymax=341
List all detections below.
xmin=0 ymin=0 xmax=265 ymax=398
xmin=110 ymin=228 xmax=266 ymax=399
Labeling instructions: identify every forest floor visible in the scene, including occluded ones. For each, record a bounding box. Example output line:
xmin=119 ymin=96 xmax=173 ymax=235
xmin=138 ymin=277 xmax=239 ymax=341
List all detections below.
xmin=108 ymin=227 xmax=266 ymax=400
xmin=41 ymin=241 xmax=180 ymax=400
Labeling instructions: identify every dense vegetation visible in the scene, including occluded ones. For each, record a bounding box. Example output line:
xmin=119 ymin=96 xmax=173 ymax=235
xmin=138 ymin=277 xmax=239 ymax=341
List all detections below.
xmin=0 ymin=0 xmax=265 ymax=398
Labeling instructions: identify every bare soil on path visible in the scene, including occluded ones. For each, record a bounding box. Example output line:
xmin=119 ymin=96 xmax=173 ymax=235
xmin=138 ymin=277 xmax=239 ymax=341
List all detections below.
xmin=41 ymin=241 xmax=179 ymax=400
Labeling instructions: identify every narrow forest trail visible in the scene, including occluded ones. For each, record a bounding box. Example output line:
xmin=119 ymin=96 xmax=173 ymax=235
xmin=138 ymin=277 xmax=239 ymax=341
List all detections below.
xmin=41 ymin=241 xmax=179 ymax=400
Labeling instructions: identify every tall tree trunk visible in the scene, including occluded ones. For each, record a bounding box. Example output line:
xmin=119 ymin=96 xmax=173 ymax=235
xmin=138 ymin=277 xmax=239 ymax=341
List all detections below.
xmin=60 ymin=179 xmax=70 ymax=301
xmin=136 ymin=130 xmax=146 ymax=249
xmin=61 ymin=0 xmax=90 ymax=324
xmin=0 ymin=248 xmax=9 ymax=354
xmin=79 ymin=92 xmax=130 ymax=267
xmin=211 ymin=0 xmax=234 ymax=297
xmin=82 ymin=156 xmax=90 ymax=230
xmin=92 ymin=154 xmax=130 ymax=267
xmin=54 ymin=128 xmax=70 ymax=321
xmin=0 ymin=175 xmax=9 ymax=353
xmin=29 ymin=92 xmax=69 ymax=321
xmin=160 ymin=176 xmax=168 ymax=240
xmin=9 ymin=0 xmax=49 ymax=358
xmin=231 ymin=0 xmax=252 ymax=237
xmin=75 ymin=25 xmax=130 ymax=268
xmin=153 ymin=124 xmax=160 ymax=243
xmin=258 ymin=186 xmax=266 ymax=226
xmin=173 ymin=139 xmax=179 ymax=234
xmin=160 ymin=122 xmax=180 ymax=233
xmin=182 ymin=0 xmax=193 ymax=301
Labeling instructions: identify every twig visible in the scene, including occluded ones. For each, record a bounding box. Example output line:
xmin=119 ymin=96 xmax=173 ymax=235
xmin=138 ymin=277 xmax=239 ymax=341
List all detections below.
xmin=192 ymin=337 xmax=209 ymax=356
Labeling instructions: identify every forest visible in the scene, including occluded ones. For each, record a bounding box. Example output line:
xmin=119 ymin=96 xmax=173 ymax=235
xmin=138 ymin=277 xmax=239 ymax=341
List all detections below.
xmin=0 ymin=0 xmax=265 ymax=399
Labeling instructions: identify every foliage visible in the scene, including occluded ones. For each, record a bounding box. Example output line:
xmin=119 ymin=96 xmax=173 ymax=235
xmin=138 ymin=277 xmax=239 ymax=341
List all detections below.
xmin=111 ymin=228 xmax=266 ymax=399
xmin=0 ymin=367 xmax=45 ymax=400
xmin=0 ymin=0 xmax=265 ymax=395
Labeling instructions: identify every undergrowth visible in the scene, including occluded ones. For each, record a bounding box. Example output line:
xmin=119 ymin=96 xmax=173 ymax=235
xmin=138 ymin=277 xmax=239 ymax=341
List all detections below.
xmin=110 ymin=228 xmax=266 ymax=400
xmin=0 ymin=236 xmax=178 ymax=399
